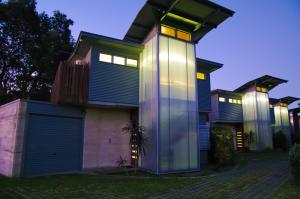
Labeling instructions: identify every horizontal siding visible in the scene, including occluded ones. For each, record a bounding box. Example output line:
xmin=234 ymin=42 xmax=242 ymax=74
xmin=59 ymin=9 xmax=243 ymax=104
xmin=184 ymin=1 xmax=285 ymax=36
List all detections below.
xmin=199 ymin=125 xmax=210 ymax=150
xmin=219 ymin=102 xmax=243 ymax=122
xmin=197 ymin=72 xmax=211 ymax=112
xmin=27 ymin=101 xmax=83 ymax=118
xmin=270 ymin=108 xmax=275 ymax=125
xmin=89 ymin=48 xmax=139 ymax=106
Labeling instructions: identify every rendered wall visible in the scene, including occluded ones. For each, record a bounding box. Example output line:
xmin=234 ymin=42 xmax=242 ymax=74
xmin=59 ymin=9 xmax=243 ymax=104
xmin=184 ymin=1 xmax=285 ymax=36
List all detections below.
xmin=83 ymin=108 xmax=131 ymax=168
xmin=0 ymin=100 xmax=27 ymax=177
xmin=242 ymin=91 xmax=273 ymax=151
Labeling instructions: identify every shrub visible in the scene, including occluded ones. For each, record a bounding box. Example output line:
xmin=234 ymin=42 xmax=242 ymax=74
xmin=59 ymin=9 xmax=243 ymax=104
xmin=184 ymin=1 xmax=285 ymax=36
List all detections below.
xmin=289 ymin=144 xmax=300 ymax=181
xmin=273 ymin=131 xmax=287 ymax=151
xmin=210 ymin=127 xmax=234 ymax=166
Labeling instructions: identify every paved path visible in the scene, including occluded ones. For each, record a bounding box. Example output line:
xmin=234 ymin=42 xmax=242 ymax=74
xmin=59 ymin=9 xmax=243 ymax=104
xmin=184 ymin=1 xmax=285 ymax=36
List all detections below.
xmin=151 ymin=160 xmax=290 ymax=199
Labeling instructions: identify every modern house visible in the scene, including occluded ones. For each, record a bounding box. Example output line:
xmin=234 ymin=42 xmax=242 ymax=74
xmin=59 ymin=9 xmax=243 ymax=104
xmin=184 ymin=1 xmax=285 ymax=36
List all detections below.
xmin=289 ymin=103 xmax=300 ymax=142
xmin=0 ymin=0 xmax=234 ymax=177
xmin=211 ymin=75 xmax=299 ymax=151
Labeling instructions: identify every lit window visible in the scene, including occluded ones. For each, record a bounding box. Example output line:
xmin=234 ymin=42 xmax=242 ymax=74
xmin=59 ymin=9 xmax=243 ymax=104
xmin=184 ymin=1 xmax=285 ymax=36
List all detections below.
xmin=269 ymin=104 xmax=273 ymax=108
xmin=237 ymin=100 xmax=242 ymax=104
xmin=113 ymin=56 xmax=125 ymax=65
xmin=229 ymin=98 xmax=233 ymax=103
xmin=233 ymin=99 xmax=238 ymax=104
xmin=261 ymin=87 xmax=268 ymax=93
xmin=177 ymin=30 xmax=191 ymax=41
xmin=126 ymin=58 xmax=138 ymax=67
xmin=161 ymin=25 xmax=176 ymax=37
xmin=219 ymin=97 xmax=226 ymax=102
xmin=256 ymin=86 xmax=262 ymax=92
xmin=197 ymin=72 xmax=206 ymax=80
xmin=99 ymin=53 xmax=112 ymax=63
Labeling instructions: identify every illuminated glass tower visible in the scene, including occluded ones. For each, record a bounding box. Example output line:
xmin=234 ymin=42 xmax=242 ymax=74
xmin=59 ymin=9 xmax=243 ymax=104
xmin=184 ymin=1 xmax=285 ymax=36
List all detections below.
xmin=235 ymin=75 xmax=288 ymax=151
xmin=124 ymin=0 xmax=234 ymax=173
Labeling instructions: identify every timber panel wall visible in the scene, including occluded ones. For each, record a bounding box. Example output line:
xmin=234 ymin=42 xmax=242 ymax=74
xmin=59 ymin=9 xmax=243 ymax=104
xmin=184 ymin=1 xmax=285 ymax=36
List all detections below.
xmin=51 ymin=62 xmax=89 ymax=105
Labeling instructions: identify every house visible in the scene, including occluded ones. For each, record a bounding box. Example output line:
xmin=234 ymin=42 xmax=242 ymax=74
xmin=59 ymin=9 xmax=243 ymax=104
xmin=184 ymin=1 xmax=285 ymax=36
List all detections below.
xmin=211 ymin=75 xmax=299 ymax=151
xmin=289 ymin=103 xmax=300 ymax=143
xmin=0 ymin=0 xmax=234 ymax=177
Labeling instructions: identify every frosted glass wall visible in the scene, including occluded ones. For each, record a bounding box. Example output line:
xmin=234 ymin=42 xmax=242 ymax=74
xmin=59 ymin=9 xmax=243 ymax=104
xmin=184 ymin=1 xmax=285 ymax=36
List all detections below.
xmin=139 ymin=36 xmax=158 ymax=172
xmin=274 ymin=106 xmax=291 ymax=146
xmin=159 ymin=35 xmax=199 ymax=172
xmin=242 ymin=91 xmax=273 ymax=151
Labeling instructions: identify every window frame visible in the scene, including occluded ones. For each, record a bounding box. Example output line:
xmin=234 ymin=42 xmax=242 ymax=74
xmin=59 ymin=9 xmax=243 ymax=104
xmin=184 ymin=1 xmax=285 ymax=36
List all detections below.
xmin=219 ymin=97 xmax=226 ymax=103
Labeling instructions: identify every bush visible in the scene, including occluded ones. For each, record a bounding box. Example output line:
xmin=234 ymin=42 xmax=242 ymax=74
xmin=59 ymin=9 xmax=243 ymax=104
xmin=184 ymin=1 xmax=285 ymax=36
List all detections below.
xmin=289 ymin=144 xmax=300 ymax=181
xmin=273 ymin=131 xmax=287 ymax=151
xmin=210 ymin=127 xmax=234 ymax=166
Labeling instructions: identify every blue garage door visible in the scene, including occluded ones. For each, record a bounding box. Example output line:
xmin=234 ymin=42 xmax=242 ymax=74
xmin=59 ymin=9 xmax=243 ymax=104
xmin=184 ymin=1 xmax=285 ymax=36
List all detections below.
xmin=23 ymin=114 xmax=83 ymax=176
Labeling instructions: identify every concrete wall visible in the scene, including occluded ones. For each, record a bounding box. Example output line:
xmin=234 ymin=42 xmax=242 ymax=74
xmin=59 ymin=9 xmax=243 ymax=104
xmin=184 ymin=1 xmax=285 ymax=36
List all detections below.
xmin=83 ymin=108 xmax=131 ymax=168
xmin=0 ymin=100 xmax=27 ymax=177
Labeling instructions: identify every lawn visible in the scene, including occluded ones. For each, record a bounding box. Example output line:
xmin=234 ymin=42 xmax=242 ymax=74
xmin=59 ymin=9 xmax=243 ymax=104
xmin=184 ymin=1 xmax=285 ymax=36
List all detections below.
xmin=0 ymin=152 xmax=297 ymax=199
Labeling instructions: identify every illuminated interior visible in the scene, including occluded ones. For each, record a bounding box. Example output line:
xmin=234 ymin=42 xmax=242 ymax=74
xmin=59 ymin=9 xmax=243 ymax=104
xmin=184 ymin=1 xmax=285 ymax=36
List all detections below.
xmin=274 ymin=105 xmax=291 ymax=145
xmin=197 ymin=72 xmax=205 ymax=80
xmin=219 ymin=97 xmax=225 ymax=102
xmin=242 ymin=91 xmax=273 ymax=151
xmin=161 ymin=25 xmax=191 ymax=42
xmin=99 ymin=53 xmax=112 ymax=63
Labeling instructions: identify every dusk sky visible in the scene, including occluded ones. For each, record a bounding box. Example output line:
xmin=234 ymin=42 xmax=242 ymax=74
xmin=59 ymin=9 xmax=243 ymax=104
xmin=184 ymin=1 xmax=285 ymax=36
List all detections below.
xmin=36 ymin=0 xmax=300 ymax=108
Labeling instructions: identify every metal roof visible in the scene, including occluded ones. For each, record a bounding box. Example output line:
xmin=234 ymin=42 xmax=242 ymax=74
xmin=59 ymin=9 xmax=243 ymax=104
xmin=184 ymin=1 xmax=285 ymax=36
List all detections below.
xmin=196 ymin=58 xmax=223 ymax=73
xmin=69 ymin=31 xmax=143 ymax=63
xmin=234 ymin=75 xmax=288 ymax=93
xmin=124 ymin=0 xmax=234 ymax=43
xmin=270 ymin=96 xmax=300 ymax=105
xmin=211 ymin=89 xmax=243 ymax=97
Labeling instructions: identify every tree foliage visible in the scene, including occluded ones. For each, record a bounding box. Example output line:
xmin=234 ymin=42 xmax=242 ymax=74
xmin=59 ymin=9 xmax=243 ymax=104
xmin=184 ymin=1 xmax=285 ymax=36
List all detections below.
xmin=0 ymin=0 xmax=74 ymax=104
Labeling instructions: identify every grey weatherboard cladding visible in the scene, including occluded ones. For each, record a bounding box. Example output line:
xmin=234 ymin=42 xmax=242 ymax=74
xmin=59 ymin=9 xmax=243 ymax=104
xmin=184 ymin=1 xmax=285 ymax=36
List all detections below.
xmin=88 ymin=48 xmax=139 ymax=106
xmin=218 ymin=101 xmax=243 ymax=122
xmin=197 ymin=70 xmax=211 ymax=112
xmin=23 ymin=101 xmax=84 ymax=177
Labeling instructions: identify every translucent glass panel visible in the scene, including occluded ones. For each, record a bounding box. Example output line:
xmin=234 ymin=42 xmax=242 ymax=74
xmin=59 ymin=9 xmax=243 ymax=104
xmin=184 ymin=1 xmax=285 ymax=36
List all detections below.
xmin=274 ymin=106 xmax=291 ymax=145
xmin=159 ymin=35 xmax=198 ymax=172
xmin=139 ymin=36 xmax=158 ymax=172
xmin=242 ymin=91 xmax=272 ymax=151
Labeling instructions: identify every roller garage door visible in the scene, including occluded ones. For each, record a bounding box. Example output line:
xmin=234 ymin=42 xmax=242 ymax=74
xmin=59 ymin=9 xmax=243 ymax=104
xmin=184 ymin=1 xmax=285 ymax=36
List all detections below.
xmin=23 ymin=102 xmax=83 ymax=176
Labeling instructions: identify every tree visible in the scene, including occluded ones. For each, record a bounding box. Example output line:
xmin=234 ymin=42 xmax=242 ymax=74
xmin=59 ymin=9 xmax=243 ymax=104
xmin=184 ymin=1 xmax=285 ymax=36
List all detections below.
xmin=122 ymin=120 xmax=147 ymax=172
xmin=0 ymin=0 xmax=74 ymax=104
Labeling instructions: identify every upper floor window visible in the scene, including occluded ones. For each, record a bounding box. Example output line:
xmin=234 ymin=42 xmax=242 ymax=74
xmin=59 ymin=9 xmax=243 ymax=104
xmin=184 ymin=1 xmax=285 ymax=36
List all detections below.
xmin=99 ymin=53 xmax=112 ymax=63
xmin=99 ymin=53 xmax=138 ymax=68
xmin=219 ymin=97 xmax=226 ymax=102
xmin=256 ymin=86 xmax=268 ymax=93
xmin=197 ymin=72 xmax=206 ymax=80
xmin=113 ymin=56 xmax=125 ymax=65
xmin=229 ymin=98 xmax=242 ymax=104
xmin=269 ymin=104 xmax=274 ymax=108
xmin=161 ymin=25 xmax=191 ymax=42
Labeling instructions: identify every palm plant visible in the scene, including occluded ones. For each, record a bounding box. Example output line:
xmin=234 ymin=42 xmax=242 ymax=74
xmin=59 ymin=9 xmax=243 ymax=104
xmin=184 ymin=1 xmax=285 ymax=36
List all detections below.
xmin=122 ymin=120 xmax=147 ymax=172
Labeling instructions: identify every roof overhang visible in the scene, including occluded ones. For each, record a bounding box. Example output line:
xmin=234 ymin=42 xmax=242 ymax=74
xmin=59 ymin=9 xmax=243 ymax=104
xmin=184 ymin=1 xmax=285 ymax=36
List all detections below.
xmin=197 ymin=58 xmax=223 ymax=73
xmin=270 ymin=96 xmax=300 ymax=105
xmin=211 ymin=89 xmax=243 ymax=97
xmin=234 ymin=75 xmax=288 ymax=93
xmin=124 ymin=0 xmax=234 ymax=43
xmin=69 ymin=31 xmax=143 ymax=63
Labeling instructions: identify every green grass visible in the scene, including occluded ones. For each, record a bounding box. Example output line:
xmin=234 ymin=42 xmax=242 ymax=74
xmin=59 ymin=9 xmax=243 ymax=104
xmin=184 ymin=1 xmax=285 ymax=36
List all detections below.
xmin=273 ymin=180 xmax=300 ymax=199
xmin=0 ymin=173 xmax=206 ymax=198
xmin=0 ymin=152 xmax=292 ymax=198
